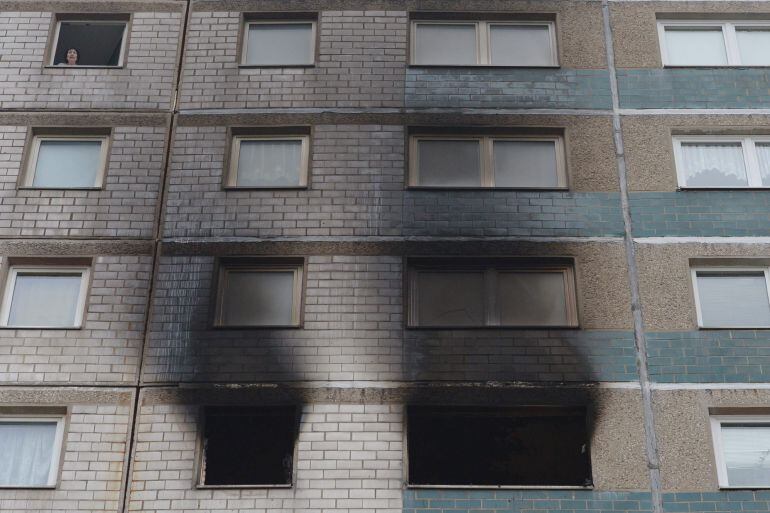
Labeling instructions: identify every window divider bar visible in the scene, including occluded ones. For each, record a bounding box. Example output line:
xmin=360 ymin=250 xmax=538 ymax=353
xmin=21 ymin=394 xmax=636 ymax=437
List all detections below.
xmin=723 ymin=23 xmax=741 ymax=65
xmin=744 ymin=138 xmax=763 ymax=187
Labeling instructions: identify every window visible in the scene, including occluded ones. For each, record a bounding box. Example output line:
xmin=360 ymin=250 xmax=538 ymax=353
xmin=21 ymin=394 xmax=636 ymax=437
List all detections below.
xmin=200 ymin=407 xmax=297 ymax=487
xmin=228 ymin=136 xmax=309 ymax=188
xmin=24 ymin=135 xmax=109 ymax=189
xmin=0 ymin=266 xmax=90 ymax=328
xmin=711 ymin=415 xmax=770 ymax=488
xmin=409 ymin=135 xmax=566 ymax=188
xmin=0 ymin=416 xmax=65 ymax=487
xmin=407 ymin=407 xmax=591 ymax=487
xmin=411 ymin=20 xmax=558 ymax=66
xmin=241 ymin=21 xmax=316 ymax=66
xmin=658 ymin=21 xmax=770 ymax=66
xmin=407 ymin=258 xmax=578 ymax=327
xmin=214 ymin=260 xmax=303 ymax=327
xmin=51 ymin=18 xmax=128 ymax=66
xmin=673 ymin=136 xmax=770 ymax=188
xmin=692 ymin=267 xmax=770 ymax=328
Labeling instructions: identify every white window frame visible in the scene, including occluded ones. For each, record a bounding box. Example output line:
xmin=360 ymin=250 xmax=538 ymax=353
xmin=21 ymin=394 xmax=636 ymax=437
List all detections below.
xmin=24 ymin=135 xmax=110 ymax=189
xmin=0 ymin=415 xmax=65 ymax=488
xmin=241 ymin=20 xmax=317 ymax=66
xmin=710 ymin=415 xmax=770 ymax=489
xmin=410 ymin=20 xmax=558 ymax=66
xmin=407 ymin=262 xmax=578 ymax=328
xmin=658 ymin=20 xmax=770 ymax=66
xmin=227 ymin=135 xmax=310 ymax=188
xmin=214 ymin=263 xmax=304 ymax=327
xmin=0 ymin=266 xmax=91 ymax=329
xmin=49 ymin=19 xmax=129 ymax=67
xmin=673 ymin=135 xmax=770 ymax=189
xmin=409 ymin=135 xmax=567 ymax=188
xmin=691 ymin=266 xmax=770 ymax=328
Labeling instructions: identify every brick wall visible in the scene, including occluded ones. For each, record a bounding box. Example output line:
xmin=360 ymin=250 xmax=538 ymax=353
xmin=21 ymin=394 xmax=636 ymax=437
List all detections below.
xmin=179 ymin=10 xmax=407 ymax=110
xmin=0 ymin=10 xmax=182 ymax=110
xmin=0 ymin=124 xmax=167 ymax=239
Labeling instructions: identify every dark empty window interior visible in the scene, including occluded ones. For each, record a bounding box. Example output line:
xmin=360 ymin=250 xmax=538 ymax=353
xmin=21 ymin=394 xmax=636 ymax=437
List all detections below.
xmin=202 ymin=406 xmax=297 ymax=486
xmin=407 ymin=407 xmax=592 ymax=487
xmin=53 ymin=22 xmax=126 ymax=66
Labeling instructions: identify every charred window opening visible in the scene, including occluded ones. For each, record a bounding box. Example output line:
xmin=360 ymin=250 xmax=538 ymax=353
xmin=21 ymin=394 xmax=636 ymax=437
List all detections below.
xmin=52 ymin=20 xmax=128 ymax=66
xmin=407 ymin=407 xmax=592 ymax=487
xmin=201 ymin=406 xmax=297 ymax=486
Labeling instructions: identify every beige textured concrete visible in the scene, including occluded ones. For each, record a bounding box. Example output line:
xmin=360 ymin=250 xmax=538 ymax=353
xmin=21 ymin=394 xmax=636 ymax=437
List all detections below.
xmin=611 ymin=2 xmax=770 ymax=68
xmin=636 ymin=242 xmax=770 ymax=331
xmin=624 ymin=115 xmax=770 ymax=191
xmin=654 ymin=388 xmax=770 ymax=491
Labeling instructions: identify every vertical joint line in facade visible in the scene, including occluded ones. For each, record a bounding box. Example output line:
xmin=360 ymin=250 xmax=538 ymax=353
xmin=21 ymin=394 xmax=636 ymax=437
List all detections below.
xmin=600 ymin=2 xmax=663 ymax=512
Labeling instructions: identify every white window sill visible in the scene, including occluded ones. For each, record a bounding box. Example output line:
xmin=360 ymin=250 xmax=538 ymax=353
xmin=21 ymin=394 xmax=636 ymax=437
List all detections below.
xmin=407 ymin=484 xmax=592 ymax=490
xmin=196 ymin=484 xmax=292 ymax=489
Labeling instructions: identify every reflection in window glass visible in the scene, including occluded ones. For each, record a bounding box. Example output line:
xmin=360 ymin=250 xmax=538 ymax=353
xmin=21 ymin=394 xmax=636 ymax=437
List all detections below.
xmin=721 ymin=424 xmax=770 ymax=487
xmin=235 ymin=140 xmax=303 ymax=187
xmin=696 ymin=272 xmax=770 ymax=327
xmin=680 ymin=142 xmax=747 ymax=187
xmin=244 ymin=23 xmax=314 ymax=65
xmin=32 ymin=140 xmax=103 ymax=188
xmin=415 ymin=272 xmax=485 ymax=326
xmin=664 ymin=28 xmax=728 ymax=66
xmin=0 ymin=421 xmax=58 ymax=486
xmin=8 ymin=273 xmax=83 ymax=327
xmin=736 ymin=29 xmax=770 ymax=66
xmin=489 ymin=25 xmax=553 ymax=66
xmin=416 ymin=140 xmax=482 ymax=187
xmin=493 ymin=140 xmax=559 ymax=188
xmin=413 ymin=24 xmax=478 ymax=65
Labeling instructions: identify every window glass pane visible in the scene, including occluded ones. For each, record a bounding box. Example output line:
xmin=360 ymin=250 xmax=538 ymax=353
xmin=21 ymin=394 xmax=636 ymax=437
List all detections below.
xmin=490 ymin=25 xmax=553 ymax=66
xmin=415 ymin=272 xmax=485 ymax=326
xmin=0 ymin=421 xmax=57 ymax=486
xmin=414 ymin=24 xmax=477 ymax=65
xmin=498 ymin=271 xmax=568 ymax=326
xmin=755 ymin=143 xmax=770 ymax=187
xmin=697 ymin=272 xmax=770 ymax=327
xmin=245 ymin=23 xmax=313 ymax=65
xmin=736 ymin=30 xmax=770 ymax=65
xmin=493 ymin=140 xmax=559 ymax=187
xmin=54 ymin=22 xmax=125 ymax=66
xmin=221 ymin=270 xmax=295 ymax=326
xmin=8 ymin=274 xmax=82 ymax=327
xmin=679 ymin=142 xmax=748 ymax=187
xmin=416 ymin=140 xmax=482 ymax=187
xmin=236 ymin=140 xmax=303 ymax=187
xmin=721 ymin=424 xmax=770 ymax=487
xmin=33 ymin=140 xmax=102 ymax=188
xmin=664 ymin=28 xmax=728 ymax=65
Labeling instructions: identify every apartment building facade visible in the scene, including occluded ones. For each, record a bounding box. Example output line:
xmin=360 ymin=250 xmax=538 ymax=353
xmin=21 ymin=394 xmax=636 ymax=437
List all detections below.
xmin=1 ymin=1 xmax=770 ymax=512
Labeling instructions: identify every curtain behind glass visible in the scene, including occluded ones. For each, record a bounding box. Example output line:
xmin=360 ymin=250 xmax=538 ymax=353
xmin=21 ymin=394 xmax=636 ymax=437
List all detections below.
xmin=722 ymin=424 xmax=770 ymax=486
xmin=754 ymin=143 xmax=770 ymax=186
xmin=245 ymin=24 xmax=313 ymax=65
xmin=417 ymin=140 xmax=481 ymax=186
xmin=697 ymin=273 xmax=770 ymax=327
xmin=33 ymin=140 xmax=102 ymax=188
xmin=680 ymin=143 xmax=748 ymax=187
xmin=493 ymin=141 xmax=558 ymax=187
xmin=664 ymin=28 xmax=727 ymax=65
xmin=490 ymin=25 xmax=553 ymax=66
xmin=414 ymin=24 xmax=477 ymax=65
xmin=0 ymin=422 xmax=57 ymax=486
xmin=8 ymin=274 xmax=82 ymax=327
xmin=236 ymin=140 xmax=302 ymax=187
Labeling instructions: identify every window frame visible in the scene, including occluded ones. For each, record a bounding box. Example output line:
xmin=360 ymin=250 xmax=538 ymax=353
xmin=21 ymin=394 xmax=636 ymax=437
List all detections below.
xmin=410 ymin=20 xmax=559 ymax=67
xmin=0 ymin=415 xmax=66 ymax=488
xmin=240 ymin=20 xmax=317 ymax=67
xmin=213 ymin=261 xmax=304 ymax=328
xmin=691 ymin=266 xmax=770 ymax=328
xmin=227 ymin=135 xmax=310 ymax=189
xmin=48 ymin=18 xmax=129 ymax=68
xmin=658 ymin=20 xmax=770 ymax=67
xmin=407 ymin=259 xmax=578 ymax=328
xmin=23 ymin=134 xmax=110 ymax=189
xmin=673 ymin=135 xmax=770 ymax=189
xmin=408 ymin=134 xmax=567 ymax=189
xmin=0 ymin=266 xmax=91 ymax=329
xmin=710 ymin=415 xmax=770 ymax=489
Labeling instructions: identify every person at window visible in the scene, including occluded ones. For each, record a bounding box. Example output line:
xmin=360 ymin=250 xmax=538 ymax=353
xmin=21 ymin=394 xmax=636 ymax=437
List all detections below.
xmin=62 ymin=47 xmax=79 ymax=65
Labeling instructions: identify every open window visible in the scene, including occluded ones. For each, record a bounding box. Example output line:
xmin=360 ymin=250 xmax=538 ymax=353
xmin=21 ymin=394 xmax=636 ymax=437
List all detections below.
xmin=0 ymin=415 xmax=65 ymax=487
xmin=409 ymin=133 xmax=566 ymax=188
xmin=214 ymin=259 xmax=304 ymax=327
xmin=23 ymin=132 xmax=110 ymax=189
xmin=407 ymin=258 xmax=578 ymax=328
xmin=0 ymin=264 xmax=90 ymax=329
xmin=711 ymin=415 xmax=770 ymax=488
xmin=50 ymin=16 xmax=129 ymax=67
xmin=200 ymin=406 xmax=298 ymax=487
xmin=407 ymin=406 xmax=591 ymax=487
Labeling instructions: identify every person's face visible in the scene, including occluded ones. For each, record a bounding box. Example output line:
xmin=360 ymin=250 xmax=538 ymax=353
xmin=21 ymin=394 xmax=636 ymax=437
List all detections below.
xmin=66 ymin=49 xmax=78 ymax=65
